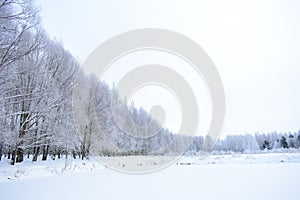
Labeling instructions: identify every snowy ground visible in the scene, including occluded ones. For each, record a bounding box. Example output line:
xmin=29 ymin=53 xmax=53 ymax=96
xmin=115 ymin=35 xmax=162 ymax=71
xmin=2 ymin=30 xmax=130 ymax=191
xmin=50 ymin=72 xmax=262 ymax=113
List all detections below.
xmin=1 ymin=153 xmax=300 ymax=200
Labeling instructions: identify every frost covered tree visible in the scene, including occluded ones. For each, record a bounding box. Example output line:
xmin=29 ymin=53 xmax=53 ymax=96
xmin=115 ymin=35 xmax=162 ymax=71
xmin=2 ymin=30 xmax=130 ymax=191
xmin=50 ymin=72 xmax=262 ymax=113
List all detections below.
xmin=0 ymin=0 xmax=80 ymax=164
xmin=0 ymin=0 xmax=40 ymax=72
xmin=280 ymin=136 xmax=288 ymax=149
xmin=73 ymin=74 xmax=105 ymax=159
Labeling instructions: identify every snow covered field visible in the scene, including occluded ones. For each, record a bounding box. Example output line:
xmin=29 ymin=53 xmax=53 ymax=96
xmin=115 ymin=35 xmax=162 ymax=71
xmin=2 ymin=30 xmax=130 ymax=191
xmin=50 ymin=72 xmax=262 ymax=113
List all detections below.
xmin=1 ymin=153 xmax=300 ymax=200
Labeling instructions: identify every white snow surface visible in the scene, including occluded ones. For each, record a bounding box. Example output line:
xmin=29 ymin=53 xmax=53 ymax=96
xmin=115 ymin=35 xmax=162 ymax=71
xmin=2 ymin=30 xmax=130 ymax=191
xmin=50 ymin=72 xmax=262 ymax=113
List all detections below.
xmin=1 ymin=153 xmax=300 ymax=200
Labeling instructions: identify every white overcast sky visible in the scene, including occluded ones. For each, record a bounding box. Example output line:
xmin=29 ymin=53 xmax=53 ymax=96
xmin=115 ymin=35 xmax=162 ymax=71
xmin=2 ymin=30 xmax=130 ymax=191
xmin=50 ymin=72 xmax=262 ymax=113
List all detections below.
xmin=36 ymin=0 xmax=300 ymax=136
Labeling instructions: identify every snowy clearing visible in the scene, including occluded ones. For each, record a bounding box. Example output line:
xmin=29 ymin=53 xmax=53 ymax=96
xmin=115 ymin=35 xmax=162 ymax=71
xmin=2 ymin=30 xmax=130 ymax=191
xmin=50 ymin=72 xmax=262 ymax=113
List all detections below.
xmin=1 ymin=153 xmax=300 ymax=200
xmin=1 ymin=153 xmax=300 ymax=181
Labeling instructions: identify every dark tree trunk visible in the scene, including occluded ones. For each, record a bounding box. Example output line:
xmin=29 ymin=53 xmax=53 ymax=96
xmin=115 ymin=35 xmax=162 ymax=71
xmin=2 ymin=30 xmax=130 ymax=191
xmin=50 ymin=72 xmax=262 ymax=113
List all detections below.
xmin=32 ymin=146 xmax=40 ymax=162
xmin=81 ymin=143 xmax=86 ymax=160
xmin=72 ymin=151 xmax=76 ymax=159
xmin=58 ymin=149 xmax=61 ymax=159
xmin=10 ymin=149 xmax=16 ymax=165
xmin=42 ymin=145 xmax=49 ymax=161
xmin=0 ymin=143 xmax=2 ymax=161
xmin=17 ymin=100 xmax=29 ymax=163
xmin=8 ymin=149 xmax=11 ymax=159
xmin=16 ymin=147 xmax=23 ymax=163
xmin=32 ymin=120 xmax=39 ymax=162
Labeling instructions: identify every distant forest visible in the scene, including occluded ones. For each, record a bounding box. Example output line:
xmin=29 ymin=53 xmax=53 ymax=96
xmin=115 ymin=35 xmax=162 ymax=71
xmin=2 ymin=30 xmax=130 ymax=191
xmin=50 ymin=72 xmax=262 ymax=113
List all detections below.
xmin=0 ymin=0 xmax=299 ymax=165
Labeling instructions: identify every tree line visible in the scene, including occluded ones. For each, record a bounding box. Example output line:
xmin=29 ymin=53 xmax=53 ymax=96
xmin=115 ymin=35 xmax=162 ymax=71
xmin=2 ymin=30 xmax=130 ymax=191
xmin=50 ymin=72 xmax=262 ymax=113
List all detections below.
xmin=1 ymin=0 xmax=299 ymax=165
xmin=204 ymin=131 xmax=300 ymax=155
xmin=0 ymin=0 xmax=188 ymax=164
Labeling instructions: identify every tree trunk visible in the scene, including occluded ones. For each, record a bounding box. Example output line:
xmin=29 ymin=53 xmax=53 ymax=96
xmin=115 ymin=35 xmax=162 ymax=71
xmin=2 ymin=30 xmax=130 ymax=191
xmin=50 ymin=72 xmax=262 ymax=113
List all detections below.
xmin=0 ymin=143 xmax=2 ymax=161
xmin=81 ymin=142 xmax=86 ymax=160
xmin=16 ymin=147 xmax=23 ymax=163
xmin=8 ymin=149 xmax=11 ymax=159
xmin=72 ymin=150 xmax=76 ymax=159
xmin=42 ymin=145 xmax=49 ymax=161
xmin=10 ymin=149 xmax=16 ymax=165
xmin=17 ymin=99 xmax=29 ymax=163
xmin=65 ymin=151 xmax=68 ymax=159
xmin=58 ymin=149 xmax=61 ymax=159
xmin=32 ymin=146 xmax=40 ymax=162
xmin=82 ymin=150 xmax=85 ymax=160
